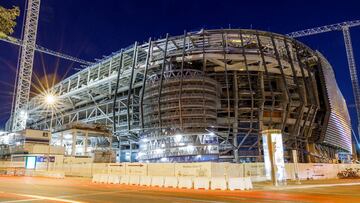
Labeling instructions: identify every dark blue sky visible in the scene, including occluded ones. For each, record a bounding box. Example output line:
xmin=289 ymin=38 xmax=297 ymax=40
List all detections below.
xmin=0 ymin=0 xmax=359 ymax=132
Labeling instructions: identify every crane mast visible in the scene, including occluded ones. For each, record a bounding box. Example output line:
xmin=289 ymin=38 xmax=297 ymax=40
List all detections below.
xmin=342 ymin=27 xmax=360 ymax=138
xmin=287 ymin=20 xmax=360 ymax=141
xmin=12 ymin=0 xmax=41 ymax=132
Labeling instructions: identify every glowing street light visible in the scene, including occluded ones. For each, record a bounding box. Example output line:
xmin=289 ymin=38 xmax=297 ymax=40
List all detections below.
xmin=45 ymin=94 xmax=56 ymax=105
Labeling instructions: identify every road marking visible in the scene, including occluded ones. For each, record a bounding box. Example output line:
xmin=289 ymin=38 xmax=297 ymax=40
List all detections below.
xmin=0 ymin=193 xmax=83 ymax=203
xmin=0 ymin=190 xmax=135 ymax=203
xmin=0 ymin=199 xmax=39 ymax=203
xmin=58 ymin=190 xmax=132 ymax=198
xmin=120 ymin=190 xmax=227 ymax=203
xmin=271 ymin=182 xmax=360 ymax=190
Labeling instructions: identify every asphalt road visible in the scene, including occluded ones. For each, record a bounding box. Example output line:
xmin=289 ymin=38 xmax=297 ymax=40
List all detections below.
xmin=0 ymin=176 xmax=360 ymax=203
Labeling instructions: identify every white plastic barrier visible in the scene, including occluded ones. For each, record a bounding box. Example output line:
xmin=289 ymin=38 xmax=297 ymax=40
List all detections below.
xmin=129 ymin=175 xmax=140 ymax=185
xmin=120 ymin=175 xmax=130 ymax=184
xmin=55 ymin=172 xmax=65 ymax=179
xmin=140 ymin=176 xmax=152 ymax=186
xmin=99 ymin=174 xmax=109 ymax=183
xmin=178 ymin=177 xmax=193 ymax=189
xmin=151 ymin=176 xmax=164 ymax=187
xmin=194 ymin=177 xmax=210 ymax=190
xmin=164 ymin=176 xmax=178 ymax=188
xmin=108 ymin=174 xmax=121 ymax=184
xmin=244 ymin=177 xmax=253 ymax=190
xmin=92 ymin=174 xmax=101 ymax=183
xmin=46 ymin=172 xmax=65 ymax=179
xmin=228 ymin=177 xmax=246 ymax=191
xmin=210 ymin=177 xmax=227 ymax=190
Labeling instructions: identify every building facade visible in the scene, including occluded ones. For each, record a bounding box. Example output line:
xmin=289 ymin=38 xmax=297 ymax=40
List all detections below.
xmin=24 ymin=29 xmax=352 ymax=163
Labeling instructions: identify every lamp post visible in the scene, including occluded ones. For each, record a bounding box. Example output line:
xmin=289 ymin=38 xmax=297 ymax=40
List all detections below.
xmin=44 ymin=94 xmax=57 ymax=171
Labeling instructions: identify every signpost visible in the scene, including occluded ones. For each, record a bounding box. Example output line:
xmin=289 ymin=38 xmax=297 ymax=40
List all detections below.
xmin=262 ymin=129 xmax=286 ymax=186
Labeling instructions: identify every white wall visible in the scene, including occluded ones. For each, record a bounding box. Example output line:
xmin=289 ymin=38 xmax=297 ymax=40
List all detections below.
xmin=1 ymin=159 xmax=360 ymax=181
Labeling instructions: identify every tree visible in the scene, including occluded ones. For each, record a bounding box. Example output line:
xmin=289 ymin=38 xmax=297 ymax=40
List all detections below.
xmin=0 ymin=6 xmax=20 ymax=38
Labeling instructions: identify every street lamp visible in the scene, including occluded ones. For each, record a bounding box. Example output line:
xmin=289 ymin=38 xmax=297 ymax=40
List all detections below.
xmin=45 ymin=94 xmax=56 ymax=106
xmin=43 ymin=93 xmax=57 ymax=171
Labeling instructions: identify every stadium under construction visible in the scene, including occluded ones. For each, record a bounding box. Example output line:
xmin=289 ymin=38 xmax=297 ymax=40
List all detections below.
xmin=3 ymin=29 xmax=354 ymax=164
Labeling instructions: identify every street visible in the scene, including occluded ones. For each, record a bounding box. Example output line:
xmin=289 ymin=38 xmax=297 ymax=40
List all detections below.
xmin=0 ymin=177 xmax=360 ymax=202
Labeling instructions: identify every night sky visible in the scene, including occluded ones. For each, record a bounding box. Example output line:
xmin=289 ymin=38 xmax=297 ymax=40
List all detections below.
xmin=0 ymin=0 xmax=359 ymax=134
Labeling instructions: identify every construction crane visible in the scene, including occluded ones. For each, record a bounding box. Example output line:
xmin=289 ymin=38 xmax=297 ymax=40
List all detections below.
xmin=5 ymin=0 xmax=93 ymax=132
xmin=0 ymin=36 xmax=93 ymax=66
xmin=287 ymin=20 xmax=360 ymax=143
xmin=11 ymin=0 xmax=41 ymax=132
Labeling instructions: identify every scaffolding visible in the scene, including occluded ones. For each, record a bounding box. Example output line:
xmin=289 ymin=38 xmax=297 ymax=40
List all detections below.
xmin=25 ymin=29 xmax=351 ymax=163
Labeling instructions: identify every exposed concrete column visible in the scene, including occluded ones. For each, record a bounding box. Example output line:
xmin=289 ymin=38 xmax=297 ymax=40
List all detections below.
xmin=233 ymin=71 xmax=239 ymax=163
xmin=60 ymin=132 xmax=64 ymax=147
xmin=258 ymin=72 xmax=265 ymax=162
xmin=129 ymin=142 xmax=133 ymax=163
xmin=306 ymin=142 xmax=316 ymax=163
xmin=305 ymin=142 xmax=311 ymax=163
xmin=84 ymin=130 xmax=88 ymax=156
xmin=352 ymin=141 xmax=358 ymax=162
xmin=72 ymin=130 xmax=76 ymax=156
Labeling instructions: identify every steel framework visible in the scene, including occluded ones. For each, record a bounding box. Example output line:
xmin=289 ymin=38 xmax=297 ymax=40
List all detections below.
xmin=286 ymin=20 xmax=360 ymax=38
xmin=12 ymin=0 xmax=41 ymax=132
xmin=287 ymin=20 xmax=360 ymax=138
xmin=25 ymin=29 xmax=351 ymax=163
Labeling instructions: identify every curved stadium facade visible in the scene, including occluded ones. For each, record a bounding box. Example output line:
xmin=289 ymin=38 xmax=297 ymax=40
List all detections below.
xmin=25 ymin=29 xmax=352 ymax=163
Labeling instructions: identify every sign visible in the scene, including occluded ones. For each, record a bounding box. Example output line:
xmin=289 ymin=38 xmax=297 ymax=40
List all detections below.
xmin=25 ymin=156 xmax=36 ymax=169
xmin=36 ymin=156 xmax=55 ymax=163
xmin=262 ymin=129 xmax=286 ymax=185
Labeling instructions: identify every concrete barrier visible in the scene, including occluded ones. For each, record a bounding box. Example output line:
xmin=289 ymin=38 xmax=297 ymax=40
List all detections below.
xmin=140 ymin=176 xmax=152 ymax=186
xmin=46 ymin=171 xmax=65 ymax=179
xmin=194 ymin=177 xmax=210 ymax=190
xmin=164 ymin=176 xmax=178 ymax=188
xmin=120 ymin=175 xmax=130 ymax=184
xmin=108 ymin=174 xmax=120 ymax=184
xmin=151 ymin=176 xmax=164 ymax=187
xmin=228 ymin=177 xmax=246 ymax=191
xmin=99 ymin=173 xmax=109 ymax=183
xmin=129 ymin=175 xmax=140 ymax=185
xmin=210 ymin=177 xmax=227 ymax=190
xmin=244 ymin=177 xmax=253 ymax=190
xmin=178 ymin=177 xmax=193 ymax=189
xmin=92 ymin=173 xmax=100 ymax=183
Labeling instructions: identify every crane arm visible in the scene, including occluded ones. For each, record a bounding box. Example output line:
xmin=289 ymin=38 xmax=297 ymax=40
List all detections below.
xmin=287 ymin=20 xmax=360 ymax=146
xmin=287 ymin=20 xmax=360 ymax=38
xmin=0 ymin=35 xmax=93 ymax=66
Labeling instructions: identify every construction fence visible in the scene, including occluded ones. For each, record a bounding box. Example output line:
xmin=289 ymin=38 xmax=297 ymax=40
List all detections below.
xmin=1 ymin=161 xmax=360 ymax=181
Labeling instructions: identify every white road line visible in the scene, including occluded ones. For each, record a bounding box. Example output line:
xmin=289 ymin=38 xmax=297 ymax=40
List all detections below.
xmin=271 ymin=182 xmax=360 ymax=190
xmin=0 ymin=199 xmax=39 ymax=203
xmin=117 ymin=191 xmax=227 ymax=203
xmin=0 ymin=193 xmax=83 ymax=203
xmin=57 ymin=190 xmax=132 ymax=198
xmin=0 ymin=190 xmax=133 ymax=203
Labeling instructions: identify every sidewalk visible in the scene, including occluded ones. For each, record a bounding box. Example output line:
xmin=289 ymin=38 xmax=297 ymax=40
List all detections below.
xmin=254 ymin=178 xmax=360 ymax=190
